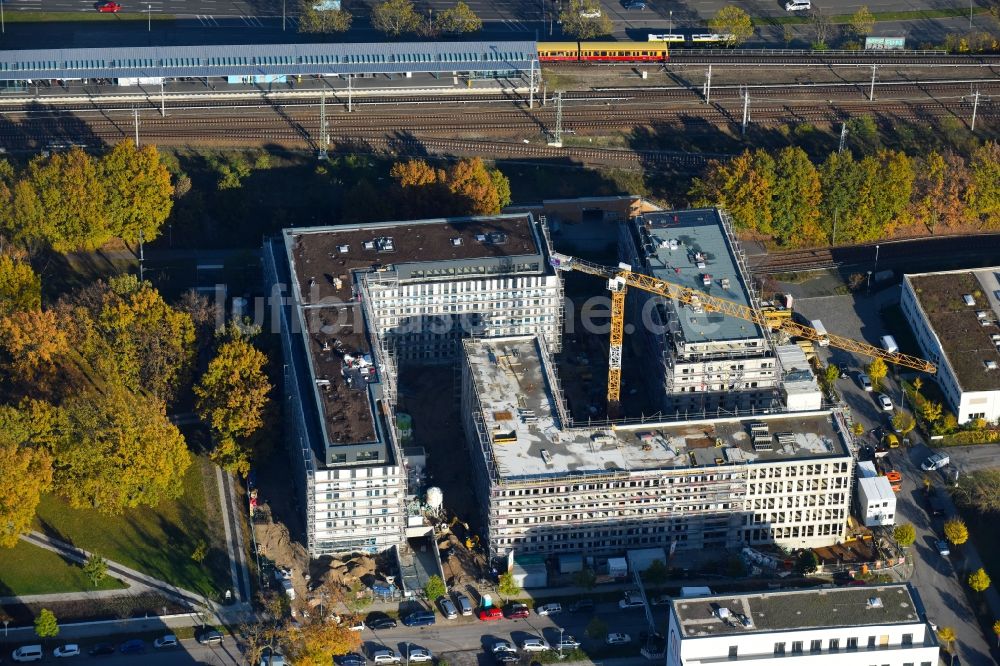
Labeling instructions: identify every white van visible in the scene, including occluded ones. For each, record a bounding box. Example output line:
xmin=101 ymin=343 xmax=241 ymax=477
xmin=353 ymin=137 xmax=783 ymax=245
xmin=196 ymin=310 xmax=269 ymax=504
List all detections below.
xmin=881 ymin=335 xmax=899 ymax=354
xmin=12 ymin=645 xmax=44 ymax=662
xmin=785 ymin=0 xmax=810 ymax=10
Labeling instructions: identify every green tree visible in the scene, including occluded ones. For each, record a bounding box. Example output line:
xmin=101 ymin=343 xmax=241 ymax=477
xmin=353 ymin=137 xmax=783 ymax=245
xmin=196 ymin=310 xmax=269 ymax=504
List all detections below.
xmin=824 ymin=363 xmax=840 ymax=388
xmin=498 ymin=571 xmax=520 ymax=601
xmin=490 ymin=168 xmax=512 ymax=210
xmin=770 ymin=146 xmax=823 ymax=246
xmin=643 ymin=559 xmax=669 ymax=586
xmin=794 ymin=550 xmax=819 ymax=574
xmin=298 ymin=3 xmax=353 ymax=32
xmin=870 ymin=150 xmax=914 ymax=236
xmin=194 ymin=333 xmax=271 ymax=475
xmin=966 ymin=141 xmax=1000 ymax=228
xmin=53 ymin=386 xmax=191 ymax=515
xmin=920 ymin=400 xmax=943 ymax=424
xmin=0 ymin=254 xmax=41 ymax=314
xmin=34 ymin=609 xmax=58 ymax=640
xmin=944 ymin=518 xmax=969 ymax=546
xmin=573 ymin=568 xmax=597 ymax=590
xmin=585 ymin=616 xmax=608 ymax=640
xmin=435 ymin=1 xmax=481 ymax=33
xmin=707 ymin=5 xmax=753 ymax=46
xmin=424 ymin=574 xmax=446 ymax=601
xmin=0 ymin=422 xmax=53 ymax=548
xmin=969 ymin=567 xmax=992 ymax=593
xmin=891 ymin=412 xmax=916 ymax=436
xmin=191 ymin=540 xmax=208 ymax=563
xmin=850 ymin=6 xmax=876 ymax=37
xmin=371 ymin=0 xmax=422 ymax=36
xmin=893 ymin=523 xmax=916 ymax=548
xmin=559 ymin=0 xmax=613 ymax=39
xmin=866 ymin=357 xmax=888 ymax=391
xmin=82 ymin=554 xmax=108 ymax=586
xmin=819 ymin=151 xmax=862 ymax=243
xmin=100 ymin=141 xmax=174 ymax=245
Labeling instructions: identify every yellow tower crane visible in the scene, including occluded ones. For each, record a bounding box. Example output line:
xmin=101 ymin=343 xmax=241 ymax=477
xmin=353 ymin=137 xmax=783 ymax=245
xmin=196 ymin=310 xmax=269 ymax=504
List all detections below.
xmin=549 ymin=252 xmax=936 ymax=413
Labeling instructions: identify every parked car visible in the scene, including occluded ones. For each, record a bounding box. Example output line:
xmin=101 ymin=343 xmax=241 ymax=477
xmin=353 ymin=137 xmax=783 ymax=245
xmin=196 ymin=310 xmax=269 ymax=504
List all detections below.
xmin=120 ymin=639 xmax=146 ymax=654
xmin=196 ymin=629 xmax=224 ymax=646
xmin=261 ymin=654 xmax=287 ymax=666
xmin=54 ymin=644 xmax=81 ymax=657
xmin=556 ymin=637 xmax=581 ymax=651
xmin=97 ymin=1 xmax=121 ymax=11
xmin=478 ymin=607 xmax=503 ymax=621
xmin=438 ymin=595 xmax=459 ymax=619
xmin=88 ymin=643 xmax=116 ymax=656
xmin=520 ymin=638 xmax=550 ymax=652
xmin=454 ymin=591 xmax=474 ymax=616
xmin=494 ymin=652 xmax=519 ymax=664
xmin=336 ymin=653 xmax=367 ymax=666
xmin=366 ymin=612 xmax=398 ymax=630
xmin=877 ymin=393 xmax=893 ymax=411
xmin=505 ymin=603 xmax=530 ymax=619
xmin=858 ymin=373 xmax=873 ymax=391
xmin=619 ymin=594 xmax=644 ymax=609
xmin=153 ymin=635 xmax=178 ymax=649
xmin=838 ymin=363 xmax=850 ymax=379
xmin=623 ymin=0 xmax=646 ymax=8
xmin=606 ymin=633 xmax=631 ymax=645
xmin=407 ymin=648 xmax=433 ymax=663
xmin=11 ymin=645 xmax=43 ymax=662
xmin=921 ymin=453 xmax=950 ymax=471
xmin=402 ymin=611 xmax=435 ymax=627
xmin=569 ymin=598 xmax=594 ymax=612
xmin=492 ymin=640 xmax=516 ymax=654
xmin=579 ymin=8 xmax=601 ymax=17
xmin=937 ymin=539 xmax=951 ymax=557
xmin=372 ymin=649 xmax=401 ymax=665
xmin=536 ymin=603 xmax=562 ymax=616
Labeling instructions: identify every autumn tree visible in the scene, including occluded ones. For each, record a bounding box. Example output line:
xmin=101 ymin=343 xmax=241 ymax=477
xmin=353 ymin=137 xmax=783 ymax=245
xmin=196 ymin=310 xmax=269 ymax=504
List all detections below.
xmin=708 ymin=5 xmax=753 ymax=46
xmin=0 ymin=416 xmax=53 ymax=548
xmin=287 ymin=619 xmax=362 ymax=666
xmin=0 ymin=309 xmax=71 ymax=385
xmin=966 ymin=141 xmax=1000 ymax=228
xmin=448 ymin=157 xmax=502 ymax=216
xmin=937 ymin=626 xmax=956 ymax=651
xmin=0 ymin=254 xmax=41 ymax=314
xmin=371 ymin=0 xmax=421 ymax=36
xmin=891 ymin=412 xmax=915 ymax=436
xmin=850 ymin=6 xmax=876 ymax=37
xmin=819 ymin=151 xmax=862 ymax=243
xmin=689 ymin=150 xmax=775 ymax=234
xmin=390 ymin=158 xmax=509 ymax=218
xmin=559 ymin=0 xmax=613 ymax=39
xmin=969 ymin=567 xmax=992 ymax=593
xmin=194 ymin=330 xmax=271 ymax=476
xmin=770 ymin=146 xmax=823 ymax=246
xmin=53 ymin=386 xmax=191 ymax=514
xmin=851 ymin=422 xmax=865 ymax=437
xmin=82 ymin=554 xmax=108 ymax=586
xmin=944 ymin=518 xmax=969 ymax=546
xmin=920 ymin=400 xmax=943 ymax=424
xmin=866 ymin=357 xmax=888 ymax=391
xmin=100 ymin=141 xmax=174 ymax=245
xmin=993 ymin=619 xmax=1000 ymax=647
xmin=34 ymin=609 xmax=59 ymax=640
xmin=436 ymin=1 xmax=481 ymax=33
xmin=953 ymin=470 xmax=1000 ymax=513
xmin=893 ymin=523 xmax=916 ymax=548
xmin=911 ymin=151 xmax=970 ymax=232
xmin=298 ymin=2 xmax=353 ymax=32
xmin=810 ymin=7 xmax=833 ymax=47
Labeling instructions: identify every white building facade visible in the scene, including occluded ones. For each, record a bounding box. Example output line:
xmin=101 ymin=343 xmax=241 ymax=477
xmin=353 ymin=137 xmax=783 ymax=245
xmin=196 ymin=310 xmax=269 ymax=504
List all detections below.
xmin=667 ymin=585 xmax=939 ymax=666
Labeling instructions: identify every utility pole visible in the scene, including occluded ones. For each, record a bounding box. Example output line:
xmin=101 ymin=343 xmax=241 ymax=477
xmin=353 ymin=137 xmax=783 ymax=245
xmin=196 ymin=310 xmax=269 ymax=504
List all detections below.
xmin=133 ymin=108 xmax=139 ymax=146
xmin=869 ymin=64 xmax=877 ymax=101
xmin=970 ymin=0 xmax=974 ymax=28
xmin=160 ymin=78 xmax=166 ymax=117
xmin=147 ymin=3 xmax=151 ymax=31
xmin=282 ymin=0 xmax=286 ymax=30
xmin=838 ymin=122 xmax=847 ymax=153
xmin=553 ymin=91 xmax=563 ymax=146
xmin=529 ymin=59 xmax=536 ymax=109
xmin=347 ymin=74 xmax=353 ymax=113
xmin=741 ymin=86 xmax=749 ymax=137
xmin=319 ymin=91 xmax=329 ymax=160
xmin=703 ymin=65 xmax=712 ymax=104
xmin=2 ymin=0 xmax=5 ymax=34
xmin=971 ymin=89 xmax=980 ymax=132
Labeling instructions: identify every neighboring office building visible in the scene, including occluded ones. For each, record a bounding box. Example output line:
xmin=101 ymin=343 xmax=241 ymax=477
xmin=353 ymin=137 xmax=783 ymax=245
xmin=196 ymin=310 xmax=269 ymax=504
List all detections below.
xmin=901 ymin=267 xmax=1000 ymax=423
xmin=263 ymin=214 xmax=563 ymax=556
xmin=666 ymin=584 xmax=938 ymax=665
xmin=855 ymin=461 xmax=896 ymax=528
xmin=619 ymin=208 xmax=782 ymax=415
xmin=461 ymin=335 xmax=853 ymax=561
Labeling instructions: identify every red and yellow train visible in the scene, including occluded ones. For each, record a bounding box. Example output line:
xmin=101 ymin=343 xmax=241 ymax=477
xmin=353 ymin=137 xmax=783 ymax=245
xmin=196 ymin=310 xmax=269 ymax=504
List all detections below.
xmin=537 ymin=41 xmax=669 ymax=63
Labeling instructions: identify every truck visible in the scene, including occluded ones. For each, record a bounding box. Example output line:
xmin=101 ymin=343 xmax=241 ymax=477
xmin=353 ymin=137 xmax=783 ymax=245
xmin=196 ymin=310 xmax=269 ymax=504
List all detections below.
xmin=811 ymin=319 xmax=830 ymax=347
xmin=881 ymin=335 xmax=899 ymax=354
xmin=921 ymin=453 xmax=950 ymax=471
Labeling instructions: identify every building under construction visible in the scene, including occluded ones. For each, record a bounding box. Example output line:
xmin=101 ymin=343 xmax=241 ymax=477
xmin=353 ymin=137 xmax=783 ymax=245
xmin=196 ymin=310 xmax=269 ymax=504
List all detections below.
xmin=619 ymin=208 xmax=781 ymax=415
xmin=461 ymin=335 xmax=854 ymax=560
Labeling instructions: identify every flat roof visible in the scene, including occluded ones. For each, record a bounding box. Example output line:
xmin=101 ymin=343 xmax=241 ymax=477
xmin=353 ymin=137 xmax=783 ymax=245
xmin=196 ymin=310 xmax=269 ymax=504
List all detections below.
xmin=285 ymin=215 xmax=544 ymax=454
xmin=464 ymin=337 xmax=845 ymax=483
xmin=672 ymin=585 xmax=924 ymax=637
xmin=0 ymin=40 xmax=537 ymax=81
xmin=907 ymin=268 xmax=1000 ymax=392
xmin=631 ymin=208 xmax=764 ymax=344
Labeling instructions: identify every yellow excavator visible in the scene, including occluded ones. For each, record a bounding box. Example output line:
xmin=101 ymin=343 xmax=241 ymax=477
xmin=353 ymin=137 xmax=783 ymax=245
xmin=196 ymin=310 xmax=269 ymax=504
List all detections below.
xmin=548 ymin=252 xmax=936 ymax=413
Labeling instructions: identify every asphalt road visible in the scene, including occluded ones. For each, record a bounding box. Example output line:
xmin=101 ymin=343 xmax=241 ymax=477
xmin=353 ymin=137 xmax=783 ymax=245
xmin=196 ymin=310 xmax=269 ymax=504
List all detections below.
xmin=2 ymin=638 xmax=242 ymax=665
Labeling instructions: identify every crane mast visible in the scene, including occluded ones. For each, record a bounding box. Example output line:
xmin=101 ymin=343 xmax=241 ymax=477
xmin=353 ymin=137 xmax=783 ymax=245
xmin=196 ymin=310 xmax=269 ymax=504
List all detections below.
xmin=548 ymin=252 xmax=936 ymax=413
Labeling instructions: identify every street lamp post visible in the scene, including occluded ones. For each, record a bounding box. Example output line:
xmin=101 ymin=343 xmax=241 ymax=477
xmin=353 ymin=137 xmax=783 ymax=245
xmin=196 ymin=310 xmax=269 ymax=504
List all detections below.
xmin=147 ymin=3 xmax=151 ymax=31
xmin=866 ymin=244 xmax=880 ymax=292
xmin=559 ymin=628 xmax=564 ymax=658
xmin=406 ymin=643 xmax=411 ymax=666
xmin=669 ymin=10 xmax=672 ymax=34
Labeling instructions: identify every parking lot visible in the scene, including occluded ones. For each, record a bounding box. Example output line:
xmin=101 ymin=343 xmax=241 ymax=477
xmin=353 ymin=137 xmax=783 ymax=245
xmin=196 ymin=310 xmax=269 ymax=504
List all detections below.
xmin=794 ymin=287 xmax=995 ymax=666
